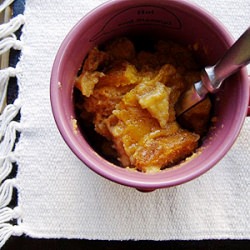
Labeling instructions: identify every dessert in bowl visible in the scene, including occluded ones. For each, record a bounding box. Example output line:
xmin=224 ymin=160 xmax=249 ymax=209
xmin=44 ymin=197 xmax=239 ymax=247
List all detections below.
xmin=50 ymin=0 xmax=249 ymax=191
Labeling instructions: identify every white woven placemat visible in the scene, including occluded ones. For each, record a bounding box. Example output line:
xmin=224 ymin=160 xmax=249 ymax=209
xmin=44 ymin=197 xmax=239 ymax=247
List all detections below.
xmin=0 ymin=0 xmax=249 ymax=247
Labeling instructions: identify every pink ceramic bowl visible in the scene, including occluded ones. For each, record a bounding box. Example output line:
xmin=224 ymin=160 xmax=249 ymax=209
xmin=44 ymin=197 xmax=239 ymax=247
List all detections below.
xmin=50 ymin=0 xmax=250 ymax=191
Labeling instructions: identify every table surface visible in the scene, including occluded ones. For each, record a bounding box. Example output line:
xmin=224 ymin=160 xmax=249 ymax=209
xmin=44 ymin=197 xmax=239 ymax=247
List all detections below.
xmin=2 ymin=237 xmax=250 ymax=250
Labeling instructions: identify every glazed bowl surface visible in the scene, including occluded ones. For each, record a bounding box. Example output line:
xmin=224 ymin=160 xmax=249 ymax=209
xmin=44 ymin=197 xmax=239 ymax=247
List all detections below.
xmin=50 ymin=0 xmax=249 ymax=190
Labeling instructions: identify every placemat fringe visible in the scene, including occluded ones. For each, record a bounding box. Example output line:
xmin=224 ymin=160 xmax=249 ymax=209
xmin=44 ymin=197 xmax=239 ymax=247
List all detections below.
xmin=0 ymin=34 xmax=22 ymax=55
xmin=0 ymin=0 xmax=24 ymax=247
xmin=0 ymin=14 xmax=25 ymax=39
xmin=0 ymin=67 xmax=19 ymax=112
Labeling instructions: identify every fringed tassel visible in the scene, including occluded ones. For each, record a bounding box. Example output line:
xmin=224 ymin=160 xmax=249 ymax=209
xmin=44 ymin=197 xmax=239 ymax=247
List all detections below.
xmin=0 ymin=0 xmax=25 ymax=247
xmin=0 ymin=67 xmax=19 ymax=112
xmin=0 ymin=99 xmax=21 ymax=140
xmin=0 ymin=206 xmax=24 ymax=246
xmin=0 ymin=34 xmax=22 ymax=55
xmin=0 ymin=14 xmax=25 ymax=55
xmin=0 ymin=223 xmax=23 ymax=248
xmin=0 ymin=14 xmax=25 ymax=39
xmin=0 ymin=115 xmax=23 ymax=248
xmin=0 ymin=179 xmax=24 ymax=248
xmin=0 ymin=120 xmax=22 ymax=160
xmin=0 ymin=116 xmax=23 ymax=247
xmin=0 ymin=179 xmax=15 ymax=209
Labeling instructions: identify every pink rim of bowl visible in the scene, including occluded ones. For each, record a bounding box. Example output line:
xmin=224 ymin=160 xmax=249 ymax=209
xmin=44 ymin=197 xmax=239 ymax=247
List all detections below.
xmin=50 ymin=0 xmax=250 ymax=191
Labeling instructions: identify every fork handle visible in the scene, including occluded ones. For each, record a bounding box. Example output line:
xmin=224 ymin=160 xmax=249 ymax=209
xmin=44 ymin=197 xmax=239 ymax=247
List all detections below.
xmin=202 ymin=27 xmax=250 ymax=92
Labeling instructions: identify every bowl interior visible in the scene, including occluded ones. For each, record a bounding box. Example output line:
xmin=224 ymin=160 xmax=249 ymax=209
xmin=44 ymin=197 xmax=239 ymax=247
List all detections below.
xmin=50 ymin=0 xmax=249 ymax=190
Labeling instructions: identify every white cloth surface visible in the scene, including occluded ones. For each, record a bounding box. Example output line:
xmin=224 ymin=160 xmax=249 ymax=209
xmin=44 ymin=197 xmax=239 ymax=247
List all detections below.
xmin=14 ymin=0 xmax=250 ymax=240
